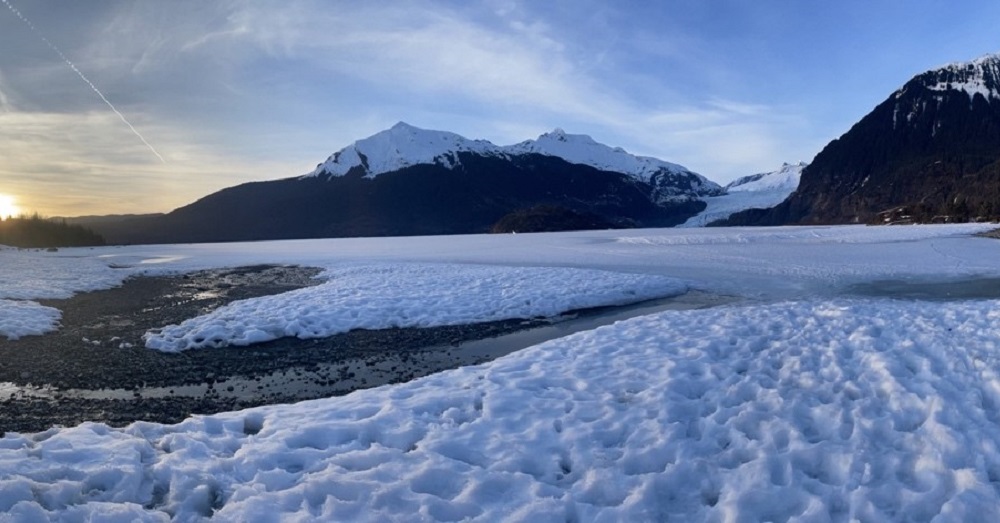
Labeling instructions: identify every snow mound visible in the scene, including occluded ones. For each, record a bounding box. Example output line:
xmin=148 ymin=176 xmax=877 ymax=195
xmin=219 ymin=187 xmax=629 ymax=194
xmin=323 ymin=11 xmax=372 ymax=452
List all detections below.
xmin=143 ymin=263 xmax=687 ymax=352
xmin=7 ymin=298 xmax=1000 ymax=520
xmin=0 ymin=300 xmax=61 ymax=340
xmin=680 ymin=163 xmax=805 ymax=227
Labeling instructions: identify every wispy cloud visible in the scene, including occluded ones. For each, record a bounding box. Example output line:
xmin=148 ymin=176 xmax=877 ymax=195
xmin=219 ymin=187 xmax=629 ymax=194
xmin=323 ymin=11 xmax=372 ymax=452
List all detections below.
xmin=0 ymin=0 xmax=822 ymax=217
xmin=200 ymin=0 xmax=807 ymax=177
xmin=0 ymin=70 xmax=13 ymax=112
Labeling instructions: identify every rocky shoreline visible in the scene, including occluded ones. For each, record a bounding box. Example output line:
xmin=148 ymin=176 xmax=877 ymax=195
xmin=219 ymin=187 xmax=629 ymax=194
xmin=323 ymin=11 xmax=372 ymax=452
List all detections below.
xmin=0 ymin=265 xmax=551 ymax=433
xmin=976 ymin=228 xmax=1000 ymax=239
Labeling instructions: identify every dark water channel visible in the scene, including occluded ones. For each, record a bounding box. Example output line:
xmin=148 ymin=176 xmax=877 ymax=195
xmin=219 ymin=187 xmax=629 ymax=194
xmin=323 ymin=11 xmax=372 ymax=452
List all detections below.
xmin=844 ymin=277 xmax=1000 ymax=301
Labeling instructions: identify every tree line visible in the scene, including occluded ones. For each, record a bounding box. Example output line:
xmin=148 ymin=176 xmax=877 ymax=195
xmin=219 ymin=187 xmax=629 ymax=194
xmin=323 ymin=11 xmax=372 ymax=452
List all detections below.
xmin=0 ymin=214 xmax=106 ymax=248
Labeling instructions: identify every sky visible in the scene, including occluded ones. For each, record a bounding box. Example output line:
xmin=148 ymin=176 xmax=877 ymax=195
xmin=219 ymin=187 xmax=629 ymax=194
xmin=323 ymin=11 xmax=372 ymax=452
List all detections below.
xmin=0 ymin=0 xmax=999 ymax=217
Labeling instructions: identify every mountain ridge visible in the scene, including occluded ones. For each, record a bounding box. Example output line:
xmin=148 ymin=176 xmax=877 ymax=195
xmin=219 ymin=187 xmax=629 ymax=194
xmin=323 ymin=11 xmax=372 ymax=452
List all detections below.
xmin=304 ymin=122 xmax=722 ymax=203
xmin=720 ymin=52 xmax=1000 ymax=226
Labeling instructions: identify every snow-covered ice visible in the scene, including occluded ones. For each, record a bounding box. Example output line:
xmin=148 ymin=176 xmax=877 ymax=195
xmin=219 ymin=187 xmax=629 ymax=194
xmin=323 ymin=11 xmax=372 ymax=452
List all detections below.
xmin=0 ymin=248 xmax=127 ymax=300
xmin=3 ymin=224 xmax=1000 ymax=521
xmin=143 ymin=264 xmax=686 ymax=352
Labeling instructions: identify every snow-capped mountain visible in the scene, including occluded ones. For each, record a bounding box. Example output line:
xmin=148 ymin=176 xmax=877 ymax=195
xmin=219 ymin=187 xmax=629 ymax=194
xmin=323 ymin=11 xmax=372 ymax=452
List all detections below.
xmin=680 ymin=163 xmax=805 ymax=227
xmin=305 ymin=123 xmax=721 ymax=203
xmin=724 ymin=52 xmax=1000 ymax=226
xmin=306 ymin=122 xmax=504 ymax=178
xmin=920 ymin=53 xmax=1000 ymax=103
xmin=890 ymin=53 xmax=1000 ymax=131
xmin=505 ymin=129 xmax=721 ymax=202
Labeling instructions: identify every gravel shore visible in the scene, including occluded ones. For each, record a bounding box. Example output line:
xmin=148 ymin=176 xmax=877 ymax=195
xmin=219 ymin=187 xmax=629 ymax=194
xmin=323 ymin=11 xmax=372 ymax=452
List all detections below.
xmin=976 ymin=227 xmax=1000 ymax=239
xmin=0 ymin=265 xmax=548 ymax=433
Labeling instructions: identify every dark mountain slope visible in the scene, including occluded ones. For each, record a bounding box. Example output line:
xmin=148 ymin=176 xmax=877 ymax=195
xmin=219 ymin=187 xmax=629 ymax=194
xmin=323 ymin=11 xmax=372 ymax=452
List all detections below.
xmin=95 ymin=153 xmax=704 ymax=245
xmin=721 ymin=54 xmax=1000 ymax=225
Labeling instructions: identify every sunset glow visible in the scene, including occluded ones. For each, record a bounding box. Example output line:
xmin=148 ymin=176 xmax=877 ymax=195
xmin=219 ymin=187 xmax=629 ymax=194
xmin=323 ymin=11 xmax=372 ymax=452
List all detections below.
xmin=0 ymin=193 xmax=20 ymax=220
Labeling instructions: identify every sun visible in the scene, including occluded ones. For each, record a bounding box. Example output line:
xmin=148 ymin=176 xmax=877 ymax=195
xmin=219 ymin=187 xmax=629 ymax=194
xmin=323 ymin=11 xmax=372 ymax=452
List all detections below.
xmin=0 ymin=194 xmax=21 ymax=220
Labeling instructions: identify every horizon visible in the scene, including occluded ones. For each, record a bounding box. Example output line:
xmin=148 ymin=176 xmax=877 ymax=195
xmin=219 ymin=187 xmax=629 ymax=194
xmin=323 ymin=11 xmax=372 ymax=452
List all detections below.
xmin=2 ymin=1 xmax=999 ymax=217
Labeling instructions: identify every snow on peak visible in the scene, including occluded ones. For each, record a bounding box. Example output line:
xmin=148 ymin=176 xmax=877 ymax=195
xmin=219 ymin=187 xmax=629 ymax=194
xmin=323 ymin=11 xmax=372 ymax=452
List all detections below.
xmin=725 ymin=161 xmax=805 ymax=193
xmin=302 ymin=123 xmax=721 ymax=198
xmin=304 ymin=122 xmax=503 ymax=178
xmin=921 ymin=52 xmax=1000 ymax=102
xmin=508 ymin=129 xmax=702 ymax=184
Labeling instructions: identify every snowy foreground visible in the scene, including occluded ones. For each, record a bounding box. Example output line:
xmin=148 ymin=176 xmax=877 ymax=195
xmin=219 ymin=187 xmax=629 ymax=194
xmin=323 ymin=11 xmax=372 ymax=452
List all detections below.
xmin=3 ymin=224 xmax=1000 ymax=521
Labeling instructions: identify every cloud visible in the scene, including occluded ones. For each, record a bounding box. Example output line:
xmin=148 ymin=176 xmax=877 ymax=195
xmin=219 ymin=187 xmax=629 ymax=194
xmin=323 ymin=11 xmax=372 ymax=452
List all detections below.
xmin=1 ymin=0 xmax=820 ymax=216
xmin=0 ymin=70 xmax=12 ymax=112
xmin=197 ymin=1 xmax=809 ymax=177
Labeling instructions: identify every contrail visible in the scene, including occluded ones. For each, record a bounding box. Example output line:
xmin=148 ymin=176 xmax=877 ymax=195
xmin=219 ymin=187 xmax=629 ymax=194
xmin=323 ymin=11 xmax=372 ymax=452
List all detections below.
xmin=1 ymin=0 xmax=166 ymax=163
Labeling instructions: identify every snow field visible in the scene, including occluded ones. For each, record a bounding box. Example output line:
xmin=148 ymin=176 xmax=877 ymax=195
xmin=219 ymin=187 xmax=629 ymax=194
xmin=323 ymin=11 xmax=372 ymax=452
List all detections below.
xmin=0 ymin=248 xmax=128 ymax=340
xmin=617 ymin=222 xmax=992 ymax=246
xmin=142 ymin=263 xmax=688 ymax=352
xmin=0 ymin=249 xmax=126 ymax=300
xmin=4 ymin=299 xmax=1000 ymax=521
xmin=0 ymin=300 xmax=60 ymax=340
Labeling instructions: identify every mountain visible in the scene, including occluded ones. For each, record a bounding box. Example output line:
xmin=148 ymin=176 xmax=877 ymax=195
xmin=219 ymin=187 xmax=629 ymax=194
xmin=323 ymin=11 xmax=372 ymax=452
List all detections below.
xmin=93 ymin=123 xmax=721 ymax=244
xmin=680 ymin=163 xmax=805 ymax=227
xmin=305 ymin=122 xmax=505 ymax=178
xmin=504 ymin=128 xmax=721 ymax=204
xmin=721 ymin=53 xmax=1000 ymax=226
xmin=304 ymin=123 xmax=721 ymax=204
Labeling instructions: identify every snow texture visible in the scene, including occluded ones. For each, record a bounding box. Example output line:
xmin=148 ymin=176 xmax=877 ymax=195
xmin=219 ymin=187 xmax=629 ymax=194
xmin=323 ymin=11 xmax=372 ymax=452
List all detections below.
xmin=6 ymin=299 xmax=1000 ymax=521
xmin=303 ymin=123 xmax=720 ymax=195
xmin=681 ymin=162 xmax=804 ymax=227
xmin=143 ymin=264 xmax=687 ymax=352
xmin=0 ymin=299 xmax=60 ymax=340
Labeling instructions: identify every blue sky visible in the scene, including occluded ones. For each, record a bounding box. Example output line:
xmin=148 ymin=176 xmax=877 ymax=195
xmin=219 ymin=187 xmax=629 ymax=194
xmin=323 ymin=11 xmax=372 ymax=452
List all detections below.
xmin=1 ymin=0 xmax=998 ymax=216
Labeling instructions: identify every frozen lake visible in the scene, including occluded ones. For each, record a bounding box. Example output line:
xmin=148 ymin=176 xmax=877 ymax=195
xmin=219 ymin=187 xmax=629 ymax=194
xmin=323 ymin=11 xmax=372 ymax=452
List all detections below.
xmin=2 ymin=223 xmax=1000 ymax=521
